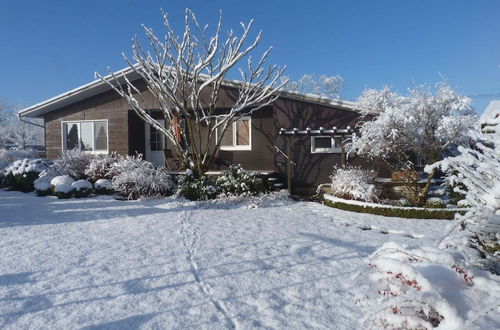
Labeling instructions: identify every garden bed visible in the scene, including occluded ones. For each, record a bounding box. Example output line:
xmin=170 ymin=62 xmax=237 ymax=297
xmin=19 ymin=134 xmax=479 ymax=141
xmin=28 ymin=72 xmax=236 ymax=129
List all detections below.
xmin=323 ymin=194 xmax=467 ymax=220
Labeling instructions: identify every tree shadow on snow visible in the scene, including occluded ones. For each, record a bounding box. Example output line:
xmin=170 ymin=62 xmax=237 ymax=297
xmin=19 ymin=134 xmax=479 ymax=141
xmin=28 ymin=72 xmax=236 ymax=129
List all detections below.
xmin=81 ymin=313 xmax=158 ymax=330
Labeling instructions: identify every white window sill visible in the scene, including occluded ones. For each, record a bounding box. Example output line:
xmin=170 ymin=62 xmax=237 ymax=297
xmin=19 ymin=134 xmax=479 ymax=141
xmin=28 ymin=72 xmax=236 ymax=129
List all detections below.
xmin=220 ymin=146 xmax=252 ymax=151
xmin=311 ymin=148 xmax=342 ymax=154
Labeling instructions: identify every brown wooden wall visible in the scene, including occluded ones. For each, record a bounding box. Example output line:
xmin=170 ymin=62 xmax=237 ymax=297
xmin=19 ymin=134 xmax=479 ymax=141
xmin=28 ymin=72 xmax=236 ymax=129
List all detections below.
xmin=42 ymin=78 xmax=386 ymax=194
xmin=44 ymin=89 xmax=131 ymax=159
xmin=273 ymin=97 xmax=386 ymax=193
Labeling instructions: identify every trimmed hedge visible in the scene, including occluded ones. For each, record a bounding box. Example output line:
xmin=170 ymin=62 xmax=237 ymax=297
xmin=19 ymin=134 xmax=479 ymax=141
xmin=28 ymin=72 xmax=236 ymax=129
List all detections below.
xmin=323 ymin=198 xmax=465 ymax=220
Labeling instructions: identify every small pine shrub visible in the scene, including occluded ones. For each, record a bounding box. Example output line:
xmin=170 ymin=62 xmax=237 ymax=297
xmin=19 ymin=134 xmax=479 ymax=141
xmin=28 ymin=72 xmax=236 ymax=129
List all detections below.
xmin=4 ymin=158 xmax=51 ymax=192
xmin=94 ymin=179 xmax=114 ymax=195
xmin=329 ymin=166 xmax=379 ymax=202
xmin=216 ymin=164 xmax=268 ymax=197
xmin=71 ymin=180 xmax=93 ymax=198
xmin=109 ymin=154 xmax=175 ymax=199
xmin=176 ymin=169 xmax=218 ymax=200
xmin=54 ymin=183 xmax=75 ymax=199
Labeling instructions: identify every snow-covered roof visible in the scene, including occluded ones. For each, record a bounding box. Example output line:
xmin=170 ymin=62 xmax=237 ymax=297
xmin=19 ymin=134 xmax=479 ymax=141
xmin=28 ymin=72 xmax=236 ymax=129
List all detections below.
xmin=480 ymin=100 xmax=500 ymax=136
xmin=481 ymin=100 xmax=500 ymax=123
xmin=18 ymin=67 xmax=361 ymax=118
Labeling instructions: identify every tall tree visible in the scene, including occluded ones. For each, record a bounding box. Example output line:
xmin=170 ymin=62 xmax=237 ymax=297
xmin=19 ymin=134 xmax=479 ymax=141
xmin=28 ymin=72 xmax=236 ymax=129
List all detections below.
xmin=97 ymin=9 xmax=286 ymax=176
xmin=0 ymin=100 xmax=43 ymax=149
xmin=285 ymin=73 xmax=343 ymax=99
xmin=353 ymin=83 xmax=477 ymax=206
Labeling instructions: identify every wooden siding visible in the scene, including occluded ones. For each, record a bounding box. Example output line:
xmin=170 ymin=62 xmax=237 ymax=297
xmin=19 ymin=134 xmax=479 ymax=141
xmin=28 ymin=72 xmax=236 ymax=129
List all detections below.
xmin=44 ymin=88 xmax=130 ymax=159
xmin=272 ymin=97 xmax=386 ymax=193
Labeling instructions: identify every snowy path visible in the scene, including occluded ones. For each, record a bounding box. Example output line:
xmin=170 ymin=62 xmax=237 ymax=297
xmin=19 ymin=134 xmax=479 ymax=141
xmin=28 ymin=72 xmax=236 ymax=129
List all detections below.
xmin=0 ymin=191 xmax=450 ymax=329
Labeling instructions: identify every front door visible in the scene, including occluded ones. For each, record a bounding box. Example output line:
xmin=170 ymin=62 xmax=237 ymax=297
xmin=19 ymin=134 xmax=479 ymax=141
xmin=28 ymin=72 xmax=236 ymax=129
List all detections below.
xmin=145 ymin=120 xmax=166 ymax=167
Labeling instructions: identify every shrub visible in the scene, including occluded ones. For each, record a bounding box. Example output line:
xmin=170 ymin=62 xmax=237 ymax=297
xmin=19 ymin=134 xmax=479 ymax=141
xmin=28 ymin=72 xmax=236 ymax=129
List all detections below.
xmin=54 ymin=183 xmax=75 ymax=199
xmin=4 ymin=158 xmax=51 ymax=192
xmin=71 ymin=180 xmax=93 ymax=198
xmin=0 ymin=148 xmax=40 ymax=170
xmin=176 ymin=169 xmax=218 ymax=200
xmin=216 ymin=164 xmax=268 ymax=197
xmin=85 ymin=153 xmax=121 ymax=182
xmin=329 ymin=166 xmax=379 ymax=202
xmin=94 ymin=178 xmax=114 ymax=195
xmin=323 ymin=198 xmax=461 ymax=220
xmin=52 ymin=149 xmax=95 ymax=180
xmin=424 ymin=197 xmax=446 ymax=209
xmin=34 ymin=179 xmax=52 ymax=196
xmin=50 ymin=175 xmax=75 ymax=187
xmin=110 ymin=155 xmax=175 ymax=199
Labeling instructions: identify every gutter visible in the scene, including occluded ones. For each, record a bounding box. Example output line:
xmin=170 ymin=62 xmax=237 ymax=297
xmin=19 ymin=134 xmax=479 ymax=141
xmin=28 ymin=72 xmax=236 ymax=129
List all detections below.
xmin=17 ymin=113 xmax=44 ymax=128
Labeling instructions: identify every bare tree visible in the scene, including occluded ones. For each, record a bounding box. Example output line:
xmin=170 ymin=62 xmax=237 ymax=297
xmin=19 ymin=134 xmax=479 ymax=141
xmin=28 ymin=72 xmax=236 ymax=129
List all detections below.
xmin=97 ymin=9 xmax=286 ymax=176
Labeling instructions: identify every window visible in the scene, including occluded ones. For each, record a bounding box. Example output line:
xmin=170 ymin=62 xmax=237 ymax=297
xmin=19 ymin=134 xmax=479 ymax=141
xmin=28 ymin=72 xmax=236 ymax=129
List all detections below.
xmin=149 ymin=125 xmax=164 ymax=151
xmin=311 ymin=136 xmax=341 ymax=153
xmin=62 ymin=120 xmax=108 ymax=153
xmin=218 ymin=117 xmax=251 ymax=150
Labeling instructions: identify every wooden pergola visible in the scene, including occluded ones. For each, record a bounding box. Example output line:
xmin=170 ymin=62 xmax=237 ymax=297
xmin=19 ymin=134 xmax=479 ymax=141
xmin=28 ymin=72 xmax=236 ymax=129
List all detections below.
xmin=278 ymin=126 xmax=356 ymax=194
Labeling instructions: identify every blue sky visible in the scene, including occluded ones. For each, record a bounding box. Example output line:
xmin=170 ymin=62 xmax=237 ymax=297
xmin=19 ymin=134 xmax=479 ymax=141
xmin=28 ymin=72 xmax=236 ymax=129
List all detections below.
xmin=1 ymin=0 xmax=499 ymax=113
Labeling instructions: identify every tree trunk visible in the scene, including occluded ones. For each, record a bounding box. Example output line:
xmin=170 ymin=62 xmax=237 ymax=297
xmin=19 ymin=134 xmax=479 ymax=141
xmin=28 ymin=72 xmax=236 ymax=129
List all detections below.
xmin=417 ymin=167 xmax=437 ymax=207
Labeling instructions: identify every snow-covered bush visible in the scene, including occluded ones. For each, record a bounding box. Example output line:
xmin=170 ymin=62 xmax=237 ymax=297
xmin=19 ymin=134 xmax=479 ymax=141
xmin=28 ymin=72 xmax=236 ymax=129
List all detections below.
xmin=4 ymin=158 xmax=50 ymax=192
xmin=54 ymin=183 xmax=75 ymax=199
xmin=215 ymin=164 xmax=268 ymax=197
xmin=176 ymin=169 xmax=218 ymax=200
xmin=34 ymin=178 xmax=52 ymax=196
xmin=329 ymin=166 xmax=379 ymax=202
xmin=424 ymin=197 xmax=446 ymax=209
xmin=109 ymin=155 xmax=175 ymax=199
xmin=71 ymin=180 xmax=93 ymax=198
xmin=50 ymin=175 xmax=75 ymax=187
xmin=94 ymin=178 xmax=113 ymax=195
xmin=85 ymin=153 xmax=121 ymax=182
xmin=0 ymin=147 xmax=40 ymax=170
xmin=354 ymin=242 xmax=495 ymax=329
xmin=52 ymin=149 xmax=95 ymax=180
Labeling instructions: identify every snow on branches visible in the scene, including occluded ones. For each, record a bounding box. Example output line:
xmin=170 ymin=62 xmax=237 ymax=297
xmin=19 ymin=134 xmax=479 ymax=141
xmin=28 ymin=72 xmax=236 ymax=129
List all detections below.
xmin=427 ymin=106 xmax=500 ymax=271
xmin=353 ymin=83 xmax=477 ymax=205
xmin=284 ymin=73 xmax=343 ymax=99
xmin=97 ymin=9 xmax=286 ymax=175
xmin=355 ymin=242 xmax=499 ymax=329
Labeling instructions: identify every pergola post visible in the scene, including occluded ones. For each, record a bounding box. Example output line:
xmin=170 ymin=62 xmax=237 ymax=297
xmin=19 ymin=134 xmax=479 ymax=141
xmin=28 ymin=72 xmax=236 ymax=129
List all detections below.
xmin=286 ymin=135 xmax=293 ymax=194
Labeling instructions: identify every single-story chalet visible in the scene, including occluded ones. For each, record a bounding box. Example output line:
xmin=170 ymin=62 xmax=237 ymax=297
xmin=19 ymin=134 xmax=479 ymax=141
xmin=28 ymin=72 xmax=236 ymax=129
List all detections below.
xmin=19 ymin=67 xmax=387 ymax=194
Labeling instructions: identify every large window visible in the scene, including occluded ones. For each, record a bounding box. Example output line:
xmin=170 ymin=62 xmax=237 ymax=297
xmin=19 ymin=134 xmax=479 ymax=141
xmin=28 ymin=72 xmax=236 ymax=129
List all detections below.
xmin=62 ymin=120 xmax=108 ymax=153
xmin=218 ymin=117 xmax=251 ymax=150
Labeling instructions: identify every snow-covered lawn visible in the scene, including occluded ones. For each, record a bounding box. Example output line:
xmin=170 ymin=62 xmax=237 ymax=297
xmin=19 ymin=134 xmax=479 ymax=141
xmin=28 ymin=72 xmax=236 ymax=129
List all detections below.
xmin=0 ymin=191 xmax=496 ymax=329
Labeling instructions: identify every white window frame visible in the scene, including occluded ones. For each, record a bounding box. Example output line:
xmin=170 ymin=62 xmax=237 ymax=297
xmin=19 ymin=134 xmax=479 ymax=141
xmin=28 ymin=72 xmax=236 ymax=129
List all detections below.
xmin=219 ymin=116 xmax=252 ymax=151
xmin=311 ymin=135 xmax=341 ymax=154
xmin=61 ymin=119 xmax=109 ymax=154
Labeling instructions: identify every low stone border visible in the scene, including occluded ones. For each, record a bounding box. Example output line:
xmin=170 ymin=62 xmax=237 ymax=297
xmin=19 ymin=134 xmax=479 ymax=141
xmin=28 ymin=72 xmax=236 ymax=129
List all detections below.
xmin=323 ymin=194 xmax=467 ymax=220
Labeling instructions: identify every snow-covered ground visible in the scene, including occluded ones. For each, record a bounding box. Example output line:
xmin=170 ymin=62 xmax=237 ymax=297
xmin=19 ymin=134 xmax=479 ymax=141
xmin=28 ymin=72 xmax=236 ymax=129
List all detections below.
xmin=0 ymin=191 xmax=497 ymax=329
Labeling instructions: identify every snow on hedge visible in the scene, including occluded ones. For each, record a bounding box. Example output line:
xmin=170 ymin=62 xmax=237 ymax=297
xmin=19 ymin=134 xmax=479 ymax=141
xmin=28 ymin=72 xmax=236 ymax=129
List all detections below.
xmin=94 ymin=178 xmax=112 ymax=189
xmin=54 ymin=183 xmax=74 ymax=194
xmin=4 ymin=158 xmax=49 ymax=176
xmin=71 ymin=180 xmax=93 ymax=191
xmin=50 ymin=175 xmax=74 ymax=187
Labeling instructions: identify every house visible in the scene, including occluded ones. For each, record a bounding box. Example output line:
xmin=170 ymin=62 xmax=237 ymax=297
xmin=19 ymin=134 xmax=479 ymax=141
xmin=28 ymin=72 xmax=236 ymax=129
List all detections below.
xmin=18 ymin=67 xmax=385 ymax=194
